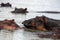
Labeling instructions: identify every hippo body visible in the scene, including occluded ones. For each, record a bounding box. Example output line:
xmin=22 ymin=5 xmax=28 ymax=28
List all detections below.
xmin=11 ymin=8 xmax=28 ymax=13
xmin=38 ymin=28 xmax=60 ymax=39
xmin=52 ymin=28 xmax=60 ymax=39
xmin=0 ymin=3 xmax=11 ymax=7
xmin=38 ymin=31 xmax=53 ymax=38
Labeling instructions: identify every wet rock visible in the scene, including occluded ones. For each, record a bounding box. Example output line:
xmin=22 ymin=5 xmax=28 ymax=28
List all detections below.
xmin=0 ymin=3 xmax=11 ymax=7
xmin=0 ymin=19 xmax=20 ymax=31
xmin=11 ymin=8 xmax=28 ymax=13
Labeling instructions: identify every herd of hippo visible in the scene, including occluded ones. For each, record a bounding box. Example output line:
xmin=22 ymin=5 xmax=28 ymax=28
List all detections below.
xmin=0 ymin=2 xmax=60 ymax=39
xmin=0 ymin=2 xmax=28 ymax=13
xmin=0 ymin=2 xmax=60 ymax=14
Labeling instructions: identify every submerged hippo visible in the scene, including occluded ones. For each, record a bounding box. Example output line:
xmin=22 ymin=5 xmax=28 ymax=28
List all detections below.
xmin=0 ymin=3 xmax=11 ymax=7
xmin=0 ymin=19 xmax=20 ymax=31
xmin=11 ymin=8 xmax=28 ymax=13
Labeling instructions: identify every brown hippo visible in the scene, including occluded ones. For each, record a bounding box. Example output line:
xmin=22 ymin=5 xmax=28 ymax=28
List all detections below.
xmin=0 ymin=19 xmax=20 ymax=31
xmin=22 ymin=16 xmax=60 ymax=31
xmin=22 ymin=15 xmax=60 ymax=39
xmin=11 ymin=8 xmax=28 ymax=13
xmin=0 ymin=3 xmax=11 ymax=7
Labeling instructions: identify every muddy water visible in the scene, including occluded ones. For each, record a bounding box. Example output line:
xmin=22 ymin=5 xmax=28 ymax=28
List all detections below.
xmin=0 ymin=0 xmax=60 ymax=40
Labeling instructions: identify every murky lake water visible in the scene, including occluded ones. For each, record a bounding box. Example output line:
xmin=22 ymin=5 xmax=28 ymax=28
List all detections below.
xmin=0 ymin=0 xmax=60 ymax=40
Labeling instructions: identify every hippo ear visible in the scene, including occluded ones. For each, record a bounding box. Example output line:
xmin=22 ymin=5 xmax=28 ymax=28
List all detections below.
xmin=15 ymin=7 xmax=17 ymax=10
xmin=6 ymin=2 xmax=9 ymax=4
xmin=42 ymin=16 xmax=47 ymax=24
xmin=24 ymin=8 xmax=27 ymax=10
xmin=1 ymin=3 xmax=3 ymax=4
xmin=12 ymin=19 xmax=14 ymax=21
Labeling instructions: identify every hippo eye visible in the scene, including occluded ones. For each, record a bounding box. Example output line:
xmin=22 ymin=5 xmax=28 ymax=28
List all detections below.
xmin=40 ymin=21 xmax=43 ymax=23
xmin=36 ymin=22 xmax=43 ymax=26
xmin=38 ymin=20 xmax=43 ymax=23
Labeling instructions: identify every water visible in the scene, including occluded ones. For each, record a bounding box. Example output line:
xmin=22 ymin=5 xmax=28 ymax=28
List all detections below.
xmin=0 ymin=0 xmax=60 ymax=40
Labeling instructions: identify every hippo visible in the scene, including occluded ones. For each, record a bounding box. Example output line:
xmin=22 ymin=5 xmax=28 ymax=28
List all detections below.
xmin=22 ymin=16 xmax=60 ymax=31
xmin=0 ymin=19 xmax=20 ymax=31
xmin=0 ymin=3 xmax=11 ymax=7
xmin=22 ymin=16 xmax=46 ymax=31
xmin=22 ymin=15 xmax=60 ymax=39
xmin=11 ymin=8 xmax=28 ymax=13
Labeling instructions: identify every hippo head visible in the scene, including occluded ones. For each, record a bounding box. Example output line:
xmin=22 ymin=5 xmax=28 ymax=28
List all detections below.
xmin=32 ymin=16 xmax=47 ymax=31
xmin=22 ymin=16 xmax=47 ymax=31
xmin=2 ymin=19 xmax=20 ymax=31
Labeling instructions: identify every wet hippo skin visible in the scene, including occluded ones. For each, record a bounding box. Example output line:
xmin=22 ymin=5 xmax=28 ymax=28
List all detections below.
xmin=0 ymin=19 xmax=20 ymax=31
